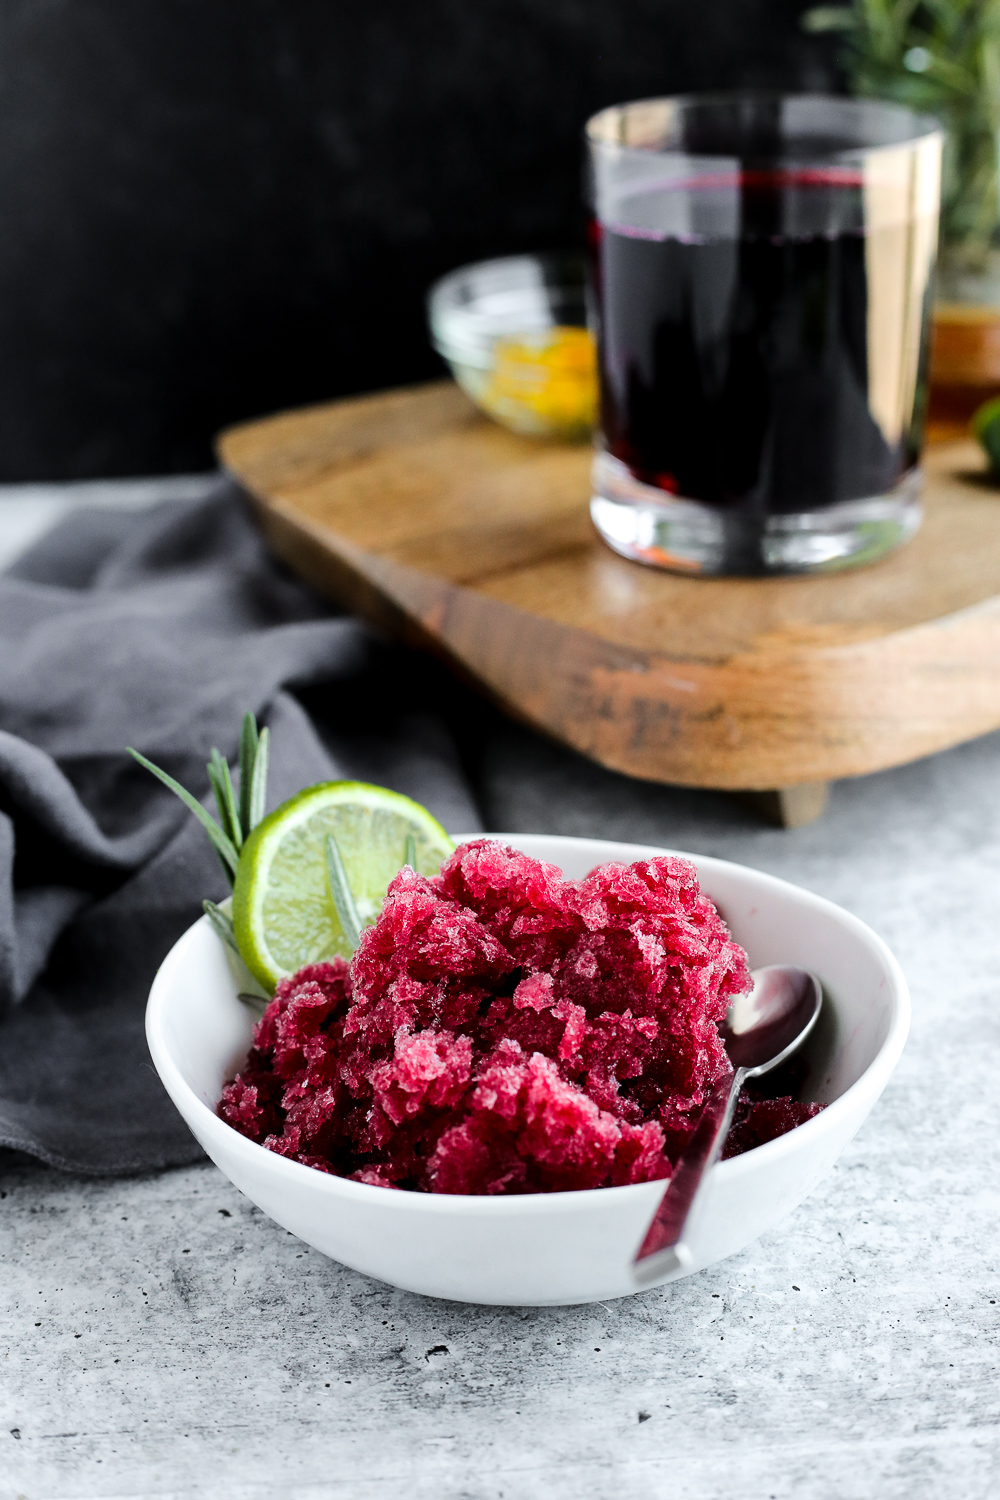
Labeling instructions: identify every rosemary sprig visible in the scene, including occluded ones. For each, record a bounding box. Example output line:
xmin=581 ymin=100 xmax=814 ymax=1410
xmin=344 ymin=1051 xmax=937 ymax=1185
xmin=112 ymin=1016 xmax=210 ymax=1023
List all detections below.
xmin=128 ymin=746 xmax=240 ymax=881
xmin=130 ymin=712 xmax=427 ymax=975
xmin=238 ymin=712 xmax=258 ymax=838
xmin=322 ymin=830 xmax=421 ymax=955
xmin=127 ymin=711 xmax=270 ymax=888
xmin=208 ymin=749 xmax=242 ymax=853
xmin=802 ymin=0 xmax=1000 ymax=264
xmin=203 ymin=899 xmax=240 ymax=954
xmin=249 ymin=724 xmax=270 ymax=830
xmin=325 ymin=834 xmax=363 ymax=951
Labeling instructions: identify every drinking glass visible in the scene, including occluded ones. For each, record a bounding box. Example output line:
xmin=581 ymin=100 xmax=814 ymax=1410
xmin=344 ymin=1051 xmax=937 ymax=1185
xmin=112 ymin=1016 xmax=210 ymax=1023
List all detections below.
xmin=586 ymin=95 xmax=942 ymax=575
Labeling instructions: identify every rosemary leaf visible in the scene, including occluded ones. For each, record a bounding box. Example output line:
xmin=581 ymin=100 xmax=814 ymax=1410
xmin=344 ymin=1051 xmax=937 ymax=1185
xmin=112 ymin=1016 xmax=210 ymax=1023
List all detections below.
xmin=238 ymin=712 xmax=259 ymax=840
xmin=127 ymin=747 xmax=239 ymax=880
xmin=801 ymin=6 xmax=853 ymax=30
xmin=203 ymin=899 xmax=240 ymax=954
xmin=404 ymin=833 xmax=417 ymax=870
xmin=249 ymin=726 xmax=270 ymax=831
xmin=206 ymin=761 xmax=229 ymax=838
xmin=325 ymin=833 xmax=363 ymax=951
xmin=208 ymin=749 xmax=243 ymax=851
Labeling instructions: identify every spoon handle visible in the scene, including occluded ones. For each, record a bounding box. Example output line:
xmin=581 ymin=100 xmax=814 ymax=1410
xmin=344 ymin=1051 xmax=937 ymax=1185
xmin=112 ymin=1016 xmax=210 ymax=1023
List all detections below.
xmin=633 ymin=1067 xmax=745 ymax=1280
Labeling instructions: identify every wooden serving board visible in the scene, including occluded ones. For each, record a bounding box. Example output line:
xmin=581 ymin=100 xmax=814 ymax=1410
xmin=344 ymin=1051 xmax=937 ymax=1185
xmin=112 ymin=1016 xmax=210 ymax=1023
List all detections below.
xmin=217 ymin=380 xmax=1000 ymax=827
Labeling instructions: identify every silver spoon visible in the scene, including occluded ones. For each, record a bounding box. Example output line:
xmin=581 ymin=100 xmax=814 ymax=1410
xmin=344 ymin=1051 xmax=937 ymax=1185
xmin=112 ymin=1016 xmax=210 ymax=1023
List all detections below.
xmin=633 ymin=965 xmax=823 ymax=1283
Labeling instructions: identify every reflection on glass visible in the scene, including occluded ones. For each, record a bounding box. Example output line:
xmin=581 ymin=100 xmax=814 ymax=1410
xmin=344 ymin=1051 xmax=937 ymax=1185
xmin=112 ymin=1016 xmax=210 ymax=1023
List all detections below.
xmin=586 ymin=95 xmax=942 ymax=575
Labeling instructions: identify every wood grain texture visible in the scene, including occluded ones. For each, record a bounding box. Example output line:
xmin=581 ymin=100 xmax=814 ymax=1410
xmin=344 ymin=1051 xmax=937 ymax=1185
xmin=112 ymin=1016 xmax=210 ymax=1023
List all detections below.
xmin=217 ymin=380 xmax=1000 ymax=792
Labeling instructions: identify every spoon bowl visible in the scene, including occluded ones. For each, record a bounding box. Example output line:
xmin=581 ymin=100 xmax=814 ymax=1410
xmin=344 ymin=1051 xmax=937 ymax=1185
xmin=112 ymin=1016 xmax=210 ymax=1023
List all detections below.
xmin=724 ymin=965 xmax=823 ymax=1074
xmin=634 ymin=965 xmax=823 ymax=1278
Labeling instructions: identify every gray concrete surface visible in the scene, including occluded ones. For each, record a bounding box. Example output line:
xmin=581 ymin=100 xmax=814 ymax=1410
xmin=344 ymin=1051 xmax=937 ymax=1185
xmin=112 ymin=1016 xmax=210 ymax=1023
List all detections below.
xmin=1 ymin=482 xmax=998 ymax=1498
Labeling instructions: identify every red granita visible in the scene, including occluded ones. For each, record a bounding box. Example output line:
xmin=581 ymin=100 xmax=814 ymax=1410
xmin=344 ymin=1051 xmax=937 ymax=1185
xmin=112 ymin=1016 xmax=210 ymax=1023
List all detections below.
xmin=721 ymin=1093 xmax=824 ymax=1160
xmin=218 ymin=840 xmax=821 ymax=1193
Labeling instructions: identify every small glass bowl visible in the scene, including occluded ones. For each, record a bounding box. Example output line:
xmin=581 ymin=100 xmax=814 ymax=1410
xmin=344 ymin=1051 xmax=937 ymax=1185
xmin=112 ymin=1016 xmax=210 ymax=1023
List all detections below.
xmin=427 ymin=253 xmax=596 ymax=440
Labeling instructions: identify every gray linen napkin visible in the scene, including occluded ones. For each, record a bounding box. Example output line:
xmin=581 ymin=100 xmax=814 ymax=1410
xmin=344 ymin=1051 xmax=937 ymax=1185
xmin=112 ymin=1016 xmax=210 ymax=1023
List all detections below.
xmin=0 ymin=485 xmax=481 ymax=1174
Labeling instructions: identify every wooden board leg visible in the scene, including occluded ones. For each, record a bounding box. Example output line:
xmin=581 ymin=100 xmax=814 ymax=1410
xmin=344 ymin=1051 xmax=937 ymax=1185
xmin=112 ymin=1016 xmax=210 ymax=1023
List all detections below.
xmin=743 ymin=782 xmax=831 ymax=829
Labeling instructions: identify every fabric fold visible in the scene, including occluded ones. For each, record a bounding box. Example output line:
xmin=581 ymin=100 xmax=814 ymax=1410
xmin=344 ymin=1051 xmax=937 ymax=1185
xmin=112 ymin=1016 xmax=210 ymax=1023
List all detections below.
xmin=0 ymin=484 xmax=481 ymax=1173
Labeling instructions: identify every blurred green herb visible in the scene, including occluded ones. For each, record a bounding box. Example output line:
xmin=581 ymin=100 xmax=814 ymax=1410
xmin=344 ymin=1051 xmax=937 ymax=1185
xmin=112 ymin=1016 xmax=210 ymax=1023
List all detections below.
xmin=972 ymin=391 xmax=1000 ymax=466
xmin=804 ymin=1 xmax=1000 ymax=271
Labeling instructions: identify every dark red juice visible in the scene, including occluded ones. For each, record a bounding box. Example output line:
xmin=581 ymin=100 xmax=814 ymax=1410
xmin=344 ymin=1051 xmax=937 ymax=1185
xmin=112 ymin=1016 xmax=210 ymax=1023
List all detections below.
xmin=590 ymin=170 xmax=930 ymax=514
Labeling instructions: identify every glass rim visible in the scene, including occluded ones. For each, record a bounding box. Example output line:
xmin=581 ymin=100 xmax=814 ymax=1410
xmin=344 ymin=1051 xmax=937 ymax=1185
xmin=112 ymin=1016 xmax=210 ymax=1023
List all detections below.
xmin=585 ymin=91 xmax=944 ymax=158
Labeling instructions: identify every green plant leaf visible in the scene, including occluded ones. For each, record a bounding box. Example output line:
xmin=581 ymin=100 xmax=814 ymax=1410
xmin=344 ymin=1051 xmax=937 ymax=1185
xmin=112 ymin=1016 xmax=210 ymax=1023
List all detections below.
xmin=238 ymin=712 xmax=259 ymax=841
xmin=972 ymin=394 xmax=1000 ymax=473
xmin=208 ymin=748 xmax=242 ymax=851
xmin=203 ymin=899 xmax=241 ymax=954
xmin=802 ymin=6 xmax=855 ymax=31
xmin=249 ymin=726 xmax=270 ymax=831
xmin=127 ymin=747 xmax=239 ymax=881
xmin=802 ymin=0 xmax=1000 ymax=259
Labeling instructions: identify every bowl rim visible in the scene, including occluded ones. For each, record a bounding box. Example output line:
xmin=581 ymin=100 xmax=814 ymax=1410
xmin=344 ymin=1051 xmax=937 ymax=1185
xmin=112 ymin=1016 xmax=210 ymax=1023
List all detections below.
xmin=146 ymin=833 xmax=910 ymax=1215
xmin=427 ymin=252 xmax=588 ymax=369
xmin=428 ymin=250 xmax=586 ymax=304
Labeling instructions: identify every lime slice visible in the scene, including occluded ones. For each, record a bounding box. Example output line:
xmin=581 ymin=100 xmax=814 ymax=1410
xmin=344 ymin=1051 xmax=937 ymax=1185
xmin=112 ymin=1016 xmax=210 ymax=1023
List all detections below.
xmin=232 ymin=782 xmax=454 ymax=990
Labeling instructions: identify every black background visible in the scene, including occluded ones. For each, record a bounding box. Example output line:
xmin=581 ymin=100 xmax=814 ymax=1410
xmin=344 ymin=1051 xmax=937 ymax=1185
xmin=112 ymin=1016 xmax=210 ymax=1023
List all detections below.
xmin=0 ymin=1 xmax=837 ymax=480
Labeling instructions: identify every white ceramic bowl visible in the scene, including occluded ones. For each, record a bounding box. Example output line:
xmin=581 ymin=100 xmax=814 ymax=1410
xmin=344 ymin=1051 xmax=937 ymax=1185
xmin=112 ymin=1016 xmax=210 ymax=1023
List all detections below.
xmin=146 ymin=835 xmax=909 ymax=1306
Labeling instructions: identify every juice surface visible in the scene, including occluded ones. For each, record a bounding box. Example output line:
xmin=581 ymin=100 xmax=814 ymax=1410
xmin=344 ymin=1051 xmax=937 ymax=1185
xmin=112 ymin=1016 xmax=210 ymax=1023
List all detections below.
xmin=590 ymin=169 xmax=934 ymax=513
